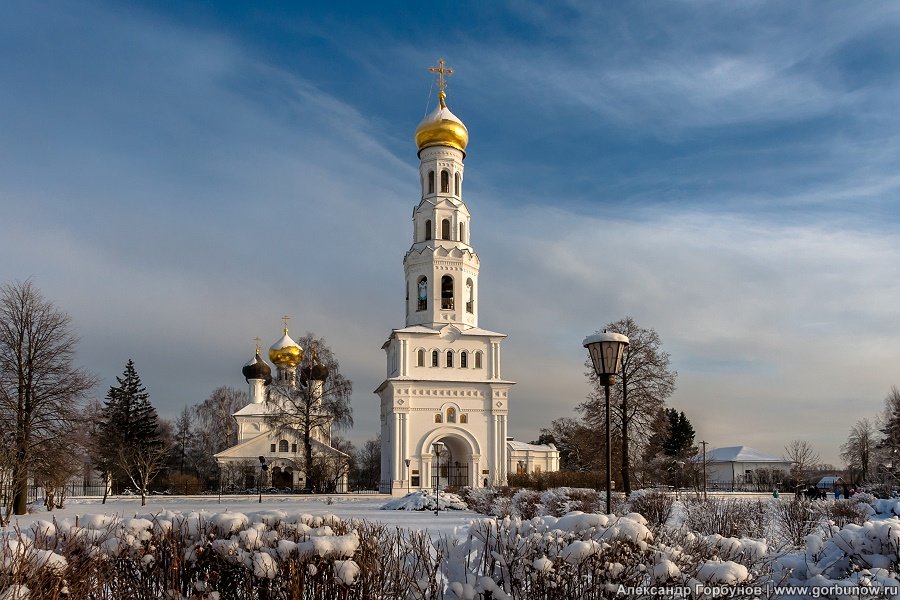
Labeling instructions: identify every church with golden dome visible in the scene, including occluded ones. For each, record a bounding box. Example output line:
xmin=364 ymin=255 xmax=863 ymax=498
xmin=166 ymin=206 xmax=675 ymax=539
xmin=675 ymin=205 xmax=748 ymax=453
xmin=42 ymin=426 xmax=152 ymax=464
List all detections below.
xmin=376 ymin=60 xmax=558 ymax=493
xmin=215 ymin=60 xmax=557 ymax=494
xmin=214 ymin=323 xmax=350 ymax=492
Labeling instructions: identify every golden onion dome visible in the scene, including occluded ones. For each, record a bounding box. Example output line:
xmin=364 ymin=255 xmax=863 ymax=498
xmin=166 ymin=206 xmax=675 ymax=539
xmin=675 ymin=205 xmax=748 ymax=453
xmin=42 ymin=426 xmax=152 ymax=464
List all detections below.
xmin=268 ymin=328 xmax=303 ymax=368
xmin=414 ymin=91 xmax=468 ymax=154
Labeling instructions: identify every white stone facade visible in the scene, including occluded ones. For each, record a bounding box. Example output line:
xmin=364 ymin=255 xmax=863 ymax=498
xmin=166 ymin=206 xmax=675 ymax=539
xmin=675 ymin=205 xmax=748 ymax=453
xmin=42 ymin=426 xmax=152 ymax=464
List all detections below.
xmin=377 ymin=106 xmax=557 ymax=494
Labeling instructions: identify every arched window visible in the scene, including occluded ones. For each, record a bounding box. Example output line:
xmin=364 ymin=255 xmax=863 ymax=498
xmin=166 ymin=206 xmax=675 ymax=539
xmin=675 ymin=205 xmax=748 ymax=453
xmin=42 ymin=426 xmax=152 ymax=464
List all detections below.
xmin=447 ymin=407 xmax=456 ymax=423
xmin=455 ymin=172 xmax=461 ymax=196
xmin=417 ymin=349 xmax=425 ymax=367
xmin=424 ymin=220 xmax=432 ymax=241
xmin=466 ymin=278 xmax=474 ymax=313
xmin=460 ymin=351 xmax=468 ymax=368
xmin=460 ymin=414 xmax=468 ymax=424
xmin=446 ymin=350 xmax=454 ymax=368
xmin=441 ymin=219 xmax=451 ymax=240
xmin=428 ymin=171 xmax=435 ymax=194
xmin=459 ymin=223 xmax=465 ymax=244
xmin=417 ymin=276 xmax=427 ymax=311
xmin=435 ymin=414 xmax=443 ymax=423
xmin=279 ymin=440 xmax=289 ymax=453
xmin=474 ymin=351 xmax=483 ymax=369
xmin=432 ymin=350 xmax=439 ymax=367
xmin=441 ymin=275 xmax=454 ymax=310
xmin=440 ymin=170 xmax=450 ymax=193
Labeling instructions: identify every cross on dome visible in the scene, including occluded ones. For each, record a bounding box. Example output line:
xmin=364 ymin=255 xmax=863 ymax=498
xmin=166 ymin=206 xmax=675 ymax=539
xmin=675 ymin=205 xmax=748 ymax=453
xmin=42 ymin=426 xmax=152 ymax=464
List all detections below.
xmin=428 ymin=58 xmax=454 ymax=108
xmin=282 ymin=315 xmax=290 ymax=333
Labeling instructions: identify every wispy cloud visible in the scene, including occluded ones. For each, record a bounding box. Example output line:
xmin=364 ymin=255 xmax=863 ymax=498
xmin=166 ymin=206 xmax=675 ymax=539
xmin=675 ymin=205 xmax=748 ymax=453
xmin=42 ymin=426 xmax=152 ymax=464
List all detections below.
xmin=1 ymin=1 xmax=899 ymax=464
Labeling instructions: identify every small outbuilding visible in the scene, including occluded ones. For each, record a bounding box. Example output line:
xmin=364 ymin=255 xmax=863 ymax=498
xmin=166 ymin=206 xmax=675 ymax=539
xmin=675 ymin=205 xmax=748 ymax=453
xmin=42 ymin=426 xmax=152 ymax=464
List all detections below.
xmin=816 ymin=476 xmax=845 ymax=490
xmin=698 ymin=445 xmax=792 ymax=490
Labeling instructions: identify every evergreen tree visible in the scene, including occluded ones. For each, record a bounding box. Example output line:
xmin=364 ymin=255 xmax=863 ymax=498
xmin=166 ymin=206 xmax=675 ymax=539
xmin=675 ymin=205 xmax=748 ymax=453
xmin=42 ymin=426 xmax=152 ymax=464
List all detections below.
xmin=662 ymin=409 xmax=696 ymax=458
xmin=95 ymin=360 xmax=166 ymax=505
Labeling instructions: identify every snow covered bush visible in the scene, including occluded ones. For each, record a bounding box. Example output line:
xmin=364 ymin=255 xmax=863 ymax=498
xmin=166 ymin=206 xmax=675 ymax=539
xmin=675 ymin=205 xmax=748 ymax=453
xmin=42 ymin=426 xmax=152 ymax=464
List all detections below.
xmin=774 ymin=498 xmax=820 ymax=548
xmin=380 ymin=489 xmax=467 ymax=511
xmin=684 ymin=497 xmax=767 ymax=538
xmin=627 ymin=490 xmax=674 ymax=531
xmin=824 ymin=498 xmax=872 ymax=528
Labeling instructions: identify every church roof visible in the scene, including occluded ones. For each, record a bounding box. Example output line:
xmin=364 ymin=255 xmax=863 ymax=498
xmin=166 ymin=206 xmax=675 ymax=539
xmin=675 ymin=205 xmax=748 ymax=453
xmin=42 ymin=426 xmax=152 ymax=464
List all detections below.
xmin=701 ymin=446 xmax=787 ymax=464
xmin=507 ymin=440 xmax=557 ymax=453
xmin=390 ymin=325 xmax=507 ymax=337
xmin=214 ymin=430 xmax=350 ymax=460
xmin=233 ymin=401 xmax=274 ymax=417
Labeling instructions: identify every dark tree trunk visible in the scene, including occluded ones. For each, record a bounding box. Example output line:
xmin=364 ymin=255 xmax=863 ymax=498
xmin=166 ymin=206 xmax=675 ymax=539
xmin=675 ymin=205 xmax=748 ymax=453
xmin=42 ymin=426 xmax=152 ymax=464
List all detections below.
xmin=620 ymin=376 xmax=631 ymax=496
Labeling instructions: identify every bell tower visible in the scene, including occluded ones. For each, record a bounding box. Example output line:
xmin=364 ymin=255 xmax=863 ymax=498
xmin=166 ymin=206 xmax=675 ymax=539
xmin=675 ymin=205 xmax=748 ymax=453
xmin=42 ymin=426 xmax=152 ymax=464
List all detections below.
xmin=405 ymin=59 xmax=479 ymax=330
xmin=377 ymin=60 xmax=513 ymax=495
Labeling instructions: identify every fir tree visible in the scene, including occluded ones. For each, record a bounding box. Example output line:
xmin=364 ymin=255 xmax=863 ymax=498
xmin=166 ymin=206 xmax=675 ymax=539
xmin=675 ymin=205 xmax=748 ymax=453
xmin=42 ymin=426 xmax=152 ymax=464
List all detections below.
xmin=94 ymin=360 xmax=166 ymax=505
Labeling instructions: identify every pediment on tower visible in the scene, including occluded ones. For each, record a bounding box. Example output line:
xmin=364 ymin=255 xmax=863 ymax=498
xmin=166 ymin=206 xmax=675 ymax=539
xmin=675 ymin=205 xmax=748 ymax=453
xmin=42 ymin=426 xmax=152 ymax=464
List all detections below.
xmin=439 ymin=324 xmax=463 ymax=341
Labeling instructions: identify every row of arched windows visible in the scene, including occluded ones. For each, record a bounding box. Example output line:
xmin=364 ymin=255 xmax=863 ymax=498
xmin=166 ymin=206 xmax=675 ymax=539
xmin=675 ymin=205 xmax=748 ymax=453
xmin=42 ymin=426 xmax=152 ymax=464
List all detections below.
xmin=425 ymin=169 xmax=461 ymax=197
xmin=422 ymin=219 xmax=467 ymax=244
xmin=415 ymin=275 xmax=475 ymax=313
xmin=435 ymin=408 xmax=468 ymax=424
xmin=416 ymin=348 xmax=483 ymax=369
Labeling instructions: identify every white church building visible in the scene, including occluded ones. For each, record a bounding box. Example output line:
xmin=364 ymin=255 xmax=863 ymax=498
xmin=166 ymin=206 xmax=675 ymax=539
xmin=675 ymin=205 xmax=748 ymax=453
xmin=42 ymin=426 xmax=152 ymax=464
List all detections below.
xmin=214 ymin=329 xmax=350 ymax=492
xmin=376 ymin=63 xmax=558 ymax=493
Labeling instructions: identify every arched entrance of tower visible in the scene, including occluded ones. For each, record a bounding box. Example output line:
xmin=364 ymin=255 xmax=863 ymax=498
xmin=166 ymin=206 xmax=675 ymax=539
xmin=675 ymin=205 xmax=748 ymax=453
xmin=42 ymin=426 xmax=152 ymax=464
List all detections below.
xmin=419 ymin=428 xmax=481 ymax=489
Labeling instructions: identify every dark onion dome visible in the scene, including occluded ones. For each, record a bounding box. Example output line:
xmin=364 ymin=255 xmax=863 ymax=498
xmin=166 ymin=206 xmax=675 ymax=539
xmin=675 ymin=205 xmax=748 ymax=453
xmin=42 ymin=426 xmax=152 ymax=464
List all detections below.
xmin=299 ymin=348 xmax=329 ymax=384
xmin=242 ymin=351 xmax=272 ymax=384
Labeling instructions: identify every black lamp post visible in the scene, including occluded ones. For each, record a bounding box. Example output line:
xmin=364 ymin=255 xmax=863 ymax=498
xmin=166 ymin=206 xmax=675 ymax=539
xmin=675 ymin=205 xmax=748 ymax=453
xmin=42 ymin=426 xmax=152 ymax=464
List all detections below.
xmin=583 ymin=330 xmax=629 ymax=514
xmin=433 ymin=442 xmax=443 ymax=516
xmin=405 ymin=458 xmax=411 ymax=494
xmin=258 ymin=455 xmax=268 ymax=504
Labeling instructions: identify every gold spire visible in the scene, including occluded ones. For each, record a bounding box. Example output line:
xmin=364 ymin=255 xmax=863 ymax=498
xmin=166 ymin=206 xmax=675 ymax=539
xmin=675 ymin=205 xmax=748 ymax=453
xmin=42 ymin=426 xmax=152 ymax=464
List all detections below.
xmin=254 ymin=336 xmax=262 ymax=354
xmin=416 ymin=57 xmax=468 ymax=153
xmin=281 ymin=315 xmax=290 ymax=334
xmin=428 ymin=58 xmax=454 ymax=108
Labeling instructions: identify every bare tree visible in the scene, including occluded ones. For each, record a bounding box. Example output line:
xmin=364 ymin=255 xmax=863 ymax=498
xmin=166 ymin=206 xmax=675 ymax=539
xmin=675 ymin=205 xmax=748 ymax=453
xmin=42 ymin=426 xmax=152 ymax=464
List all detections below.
xmin=0 ymin=280 xmax=96 ymax=515
xmin=580 ymin=317 xmax=676 ymax=495
xmin=841 ymin=418 xmax=876 ymax=484
xmin=266 ymin=334 xmax=352 ymax=492
xmin=784 ymin=440 xmax=820 ymax=484
xmin=354 ymin=435 xmax=382 ymax=490
xmin=190 ymin=386 xmax=246 ymax=487
xmin=539 ymin=417 xmax=604 ymax=472
xmin=117 ymin=442 xmax=169 ymax=506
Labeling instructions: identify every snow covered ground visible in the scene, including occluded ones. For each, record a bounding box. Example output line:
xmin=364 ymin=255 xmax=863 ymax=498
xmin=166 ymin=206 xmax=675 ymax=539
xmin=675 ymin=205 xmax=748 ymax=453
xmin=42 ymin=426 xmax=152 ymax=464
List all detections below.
xmin=4 ymin=491 xmax=900 ymax=599
xmin=5 ymin=493 xmax=479 ymax=539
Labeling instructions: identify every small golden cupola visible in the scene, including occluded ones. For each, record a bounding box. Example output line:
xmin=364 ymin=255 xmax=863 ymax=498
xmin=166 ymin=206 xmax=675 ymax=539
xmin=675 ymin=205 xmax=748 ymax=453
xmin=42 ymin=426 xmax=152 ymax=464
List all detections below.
xmin=268 ymin=317 xmax=303 ymax=368
xmin=414 ymin=58 xmax=468 ymax=155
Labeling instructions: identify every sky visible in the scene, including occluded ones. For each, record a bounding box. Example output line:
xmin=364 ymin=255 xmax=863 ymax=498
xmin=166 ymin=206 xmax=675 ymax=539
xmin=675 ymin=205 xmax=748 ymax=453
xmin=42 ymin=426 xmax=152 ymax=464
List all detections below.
xmin=2 ymin=1 xmax=900 ymax=467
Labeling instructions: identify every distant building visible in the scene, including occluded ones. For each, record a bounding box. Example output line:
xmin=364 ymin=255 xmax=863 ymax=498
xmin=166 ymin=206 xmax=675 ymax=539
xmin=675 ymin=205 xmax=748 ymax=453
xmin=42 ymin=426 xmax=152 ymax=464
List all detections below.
xmin=215 ymin=328 xmax=349 ymax=492
xmin=699 ymin=446 xmax=791 ymax=489
xmin=508 ymin=439 xmax=560 ymax=477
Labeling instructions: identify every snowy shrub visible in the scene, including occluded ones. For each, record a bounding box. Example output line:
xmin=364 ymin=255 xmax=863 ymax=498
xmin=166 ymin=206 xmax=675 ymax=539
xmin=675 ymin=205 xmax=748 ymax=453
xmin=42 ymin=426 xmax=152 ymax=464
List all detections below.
xmin=774 ymin=498 xmax=820 ymax=548
xmin=627 ymin=490 xmax=674 ymax=531
xmin=823 ymin=498 xmax=871 ymax=528
xmin=540 ymin=487 xmax=603 ymax=517
xmin=510 ymin=488 xmax=542 ymax=519
xmin=458 ymin=486 xmax=503 ymax=515
xmin=380 ymin=489 xmax=468 ymax=511
xmin=684 ymin=498 xmax=767 ymax=538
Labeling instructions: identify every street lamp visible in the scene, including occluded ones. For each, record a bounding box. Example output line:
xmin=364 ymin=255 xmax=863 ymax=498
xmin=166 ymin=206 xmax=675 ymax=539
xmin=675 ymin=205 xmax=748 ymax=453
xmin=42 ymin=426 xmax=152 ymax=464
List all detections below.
xmin=433 ymin=442 xmax=444 ymax=516
xmin=258 ymin=456 xmax=268 ymax=504
xmin=583 ymin=330 xmax=629 ymax=515
xmin=405 ymin=458 xmax=411 ymax=494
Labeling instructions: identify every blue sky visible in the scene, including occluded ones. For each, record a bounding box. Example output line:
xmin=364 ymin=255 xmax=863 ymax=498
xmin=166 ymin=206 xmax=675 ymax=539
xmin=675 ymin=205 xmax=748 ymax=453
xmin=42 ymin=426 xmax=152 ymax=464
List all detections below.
xmin=3 ymin=1 xmax=900 ymax=466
